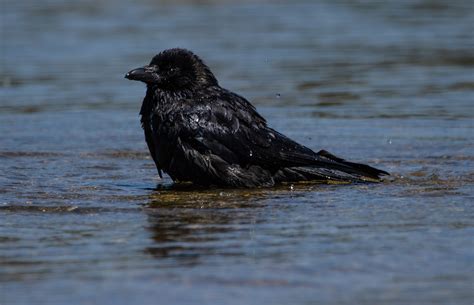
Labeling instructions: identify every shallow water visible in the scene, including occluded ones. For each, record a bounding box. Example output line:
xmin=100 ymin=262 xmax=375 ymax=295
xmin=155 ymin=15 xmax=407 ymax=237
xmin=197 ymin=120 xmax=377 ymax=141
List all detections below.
xmin=1 ymin=1 xmax=473 ymax=304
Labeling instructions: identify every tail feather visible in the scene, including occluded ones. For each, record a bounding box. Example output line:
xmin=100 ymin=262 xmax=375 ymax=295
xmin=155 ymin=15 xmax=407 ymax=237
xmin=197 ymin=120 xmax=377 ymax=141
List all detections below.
xmin=274 ymin=150 xmax=389 ymax=184
xmin=316 ymin=150 xmax=389 ymax=180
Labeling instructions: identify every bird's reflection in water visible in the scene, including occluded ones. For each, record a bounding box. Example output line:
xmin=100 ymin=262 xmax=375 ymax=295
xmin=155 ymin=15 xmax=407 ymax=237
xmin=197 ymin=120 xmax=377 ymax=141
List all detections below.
xmin=143 ymin=183 xmax=284 ymax=266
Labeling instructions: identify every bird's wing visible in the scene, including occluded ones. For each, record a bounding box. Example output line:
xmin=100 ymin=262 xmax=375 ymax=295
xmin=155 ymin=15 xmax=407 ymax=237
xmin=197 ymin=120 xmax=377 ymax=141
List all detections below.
xmin=178 ymin=89 xmax=388 ymax=181
xmin=140 ymin=91 xmax=163 ymax=178
xmin=141 ymin=118 xmax=163 ymax=178
xmin=178 ymin=91 xmax=340 ymax=167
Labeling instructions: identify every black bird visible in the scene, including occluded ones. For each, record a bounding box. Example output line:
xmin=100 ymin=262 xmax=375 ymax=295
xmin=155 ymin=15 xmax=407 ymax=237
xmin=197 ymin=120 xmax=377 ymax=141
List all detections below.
xmin=125 ymin=48 xmax=389 ymax=187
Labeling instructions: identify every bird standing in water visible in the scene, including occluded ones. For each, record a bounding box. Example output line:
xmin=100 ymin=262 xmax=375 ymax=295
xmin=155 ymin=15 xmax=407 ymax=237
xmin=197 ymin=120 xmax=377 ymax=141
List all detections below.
xmin=125 ymin=48 xmax=388 ymax=187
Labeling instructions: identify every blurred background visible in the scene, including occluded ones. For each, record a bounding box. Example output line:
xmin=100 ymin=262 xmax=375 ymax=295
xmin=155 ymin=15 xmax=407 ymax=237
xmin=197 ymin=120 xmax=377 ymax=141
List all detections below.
xmin=1 ymin=1 xmax=473 ymax=305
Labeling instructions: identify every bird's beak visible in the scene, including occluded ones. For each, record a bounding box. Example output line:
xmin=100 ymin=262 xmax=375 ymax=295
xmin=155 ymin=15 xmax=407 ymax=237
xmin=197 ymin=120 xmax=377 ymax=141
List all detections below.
xmin=125 ymin=66 xmax=159 ymax=83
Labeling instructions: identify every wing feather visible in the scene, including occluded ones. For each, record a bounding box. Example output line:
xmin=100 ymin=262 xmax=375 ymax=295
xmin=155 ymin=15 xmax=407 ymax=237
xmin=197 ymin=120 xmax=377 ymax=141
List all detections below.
xmin=177 ymin=89 xmax=387 ymax=181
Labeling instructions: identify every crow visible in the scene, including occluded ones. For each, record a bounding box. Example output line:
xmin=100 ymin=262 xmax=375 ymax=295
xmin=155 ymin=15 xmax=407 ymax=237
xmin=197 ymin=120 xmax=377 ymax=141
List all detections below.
xmin=125 ymin=48 xmax=389 ymax=187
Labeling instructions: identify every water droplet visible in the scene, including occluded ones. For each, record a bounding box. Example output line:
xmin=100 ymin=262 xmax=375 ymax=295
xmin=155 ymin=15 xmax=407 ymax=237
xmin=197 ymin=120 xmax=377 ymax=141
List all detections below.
xmin=290 ymin=184 xmax=294 ymax=191
xmin=249 ymin=150 xmax=253 ymax=157
xmin=276 ymin=93 xmax=281 ymax=98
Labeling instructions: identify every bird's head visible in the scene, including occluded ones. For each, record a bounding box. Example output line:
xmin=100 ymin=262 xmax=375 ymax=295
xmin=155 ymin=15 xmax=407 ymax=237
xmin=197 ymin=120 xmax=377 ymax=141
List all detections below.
xmin=125 ymin=48 xmax=218 ymax=91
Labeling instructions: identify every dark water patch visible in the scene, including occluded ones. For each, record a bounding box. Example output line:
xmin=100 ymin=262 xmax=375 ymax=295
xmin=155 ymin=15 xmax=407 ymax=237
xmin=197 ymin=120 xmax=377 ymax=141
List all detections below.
xmin=389 ymin=171 xmax=473 ymax=197
xmin=83 ymin=164 xmax=120 ymax=171
xmin=387 ymin=155 xmax=474 ymax=164
xmin=337 ymin=220 xmax=473 ymax=231
xmin=309 ymin=111 xmax=474 ymax=119
xmin=0 ymin=99 xmax=141 ymax=114
xmin=345 ymin=0 xmax=473 ymax=21
xmin=411 ymin=1 xmax=454 ymax=12
xmin=407 ymin=51 xmax=474 ymax=67
xmin=296 ymin=81 xmax=324 ymax=91
xmin=80 ymin=150 xmax=150 ymax=159
xmin=0 ymin=75 xmax=58 ymax=88
xmin=0 ymin=104 xmax=75 ymax=114
xmin=5 ymin=190 xmax=152 ymax=205
xmin=0 ymin=236 xmax=22 ymax=243
xmin=316 ymin=92 xmax=360 ymax=106
xmin=19 ymin=106 xmax=42 ymax=113
xmin=449 ymin=82 xmax=474 ymax=91
xmin=145 ymin=246 xmax=216 ymax=262
xmin=0 ymin=151 xmax=65 ymax=158
xmin=425 ymin=155 xmax=474 ymax=162
xmin=0 ymin=205 xmax=141 ymax=214
xmin=336 ymin=222 xmax=423 ymax=231
xmin=187 ymin=275 xmax=312 ymax=288
xmin=369 ymin=88 xmax=400 ymax=97
xmin=372 ymin=49 xmax=474 ymax=68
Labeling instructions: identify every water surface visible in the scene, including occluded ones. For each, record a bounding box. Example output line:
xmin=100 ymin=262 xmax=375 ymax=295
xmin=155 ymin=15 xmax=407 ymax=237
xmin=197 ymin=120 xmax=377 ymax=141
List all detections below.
xmin=1 ymin=1 xmax=473 ymax=304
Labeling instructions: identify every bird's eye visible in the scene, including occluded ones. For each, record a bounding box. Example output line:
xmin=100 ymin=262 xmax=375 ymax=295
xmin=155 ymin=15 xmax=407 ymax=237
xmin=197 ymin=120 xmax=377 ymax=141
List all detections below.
xmin=169 ymin=67 xmax=180 ymax=74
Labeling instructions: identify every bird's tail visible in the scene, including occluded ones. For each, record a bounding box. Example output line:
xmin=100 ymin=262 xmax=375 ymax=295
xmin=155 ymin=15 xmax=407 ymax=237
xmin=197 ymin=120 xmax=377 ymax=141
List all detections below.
xmin=274 ymin=150 xmax=389 ymax=184
xmin=316 ymin=150 xmax=389 ymax=180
